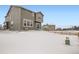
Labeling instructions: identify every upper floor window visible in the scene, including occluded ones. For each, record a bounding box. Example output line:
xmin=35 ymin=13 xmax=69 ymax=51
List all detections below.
xmin=38 ymin=17 xmax=42 ymax=19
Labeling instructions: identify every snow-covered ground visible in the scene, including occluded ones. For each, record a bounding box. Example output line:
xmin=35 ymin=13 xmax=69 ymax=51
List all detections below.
xmin=0 ymin=31 xmax=79 ymax=54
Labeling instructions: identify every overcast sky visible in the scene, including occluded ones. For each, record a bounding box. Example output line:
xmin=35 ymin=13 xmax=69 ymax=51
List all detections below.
xmin=0 ymin=5 xmax=79 ymax=28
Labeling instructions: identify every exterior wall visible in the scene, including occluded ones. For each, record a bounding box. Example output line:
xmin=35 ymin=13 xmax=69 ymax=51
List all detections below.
xmin=36 ymin=13 xmax=43 ymax=22
xmin=35 ymin=22 xmax=41 ymax=30
xmin=5 ymin=6 xmax=43 ymax=30
xmin=5 ymin=6 xmax=21 ymax=30
xmin=21 ymin=9 xmax=35 ymax=30
xmin=35 ymin=13 xmax=43 ymax=29
xmin=11 ymin=6 xmax=21 ymax=30
xmin=5 ymin=13 xmax=11 ymax=29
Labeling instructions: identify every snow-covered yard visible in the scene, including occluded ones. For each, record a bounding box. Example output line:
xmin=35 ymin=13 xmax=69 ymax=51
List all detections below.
xmin=0 ymin=31 xmax=79 ymax=54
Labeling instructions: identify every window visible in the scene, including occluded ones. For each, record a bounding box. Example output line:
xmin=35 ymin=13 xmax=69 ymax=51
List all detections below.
xmin=30 ymin=22 xmax=32 ymax=26
xmin=24 ymin=20 xmax=26 ymax=22
xmin=23 ymin=19 xmax=33 ymax=27
xmin=23 ymin=19 xmax=26 ymax=27
xmin=27 ymin=21 xmax=30 ymax=26
xmin=24 ymin=22 xmax=26 ymax=26
xmin=38 ymin=17 xmax=42 ymax=19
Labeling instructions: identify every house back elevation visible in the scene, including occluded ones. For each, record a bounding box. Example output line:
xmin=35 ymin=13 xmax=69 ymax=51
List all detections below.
xmin=4 ymin=5 xmax=44 ymax=30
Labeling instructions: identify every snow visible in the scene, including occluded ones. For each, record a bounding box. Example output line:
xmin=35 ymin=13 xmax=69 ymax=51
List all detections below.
xmin=54 ymin=30 xmax=79 ymax=35
xmin=0 ymin=31 xmax=79 ymax=54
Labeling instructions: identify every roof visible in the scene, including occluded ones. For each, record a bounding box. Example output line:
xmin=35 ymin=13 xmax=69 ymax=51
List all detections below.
xmin=5 ymin=5 xmax=44 ymax=17
xmin=5 ymin=6 xmax=12 ymax=17
xmin=36 ymin=12 xmax=44 ymax=16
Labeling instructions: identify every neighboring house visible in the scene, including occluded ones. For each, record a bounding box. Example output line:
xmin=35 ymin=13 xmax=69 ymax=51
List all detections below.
xmin=42 ymin=24 xmax=55 ymax=31
xmin=4 ymin=5 xmax=44 ymax=30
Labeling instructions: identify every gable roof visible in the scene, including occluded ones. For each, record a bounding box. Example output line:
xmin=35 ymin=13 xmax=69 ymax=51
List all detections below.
xmin=5 ymin=5 xmax=44 ymax=17
xmin=36 ymin=12 xmax=44 ymax=16
xmin=5 ymin=6 xmax=12 ymax=17
xmin=5 ymin=5 xmax=35 ymax=17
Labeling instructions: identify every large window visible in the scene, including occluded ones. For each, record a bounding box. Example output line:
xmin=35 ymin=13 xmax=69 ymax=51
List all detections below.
xmin=27 ymin=21 xmax=30 ymax=26
xmin=23 ymin=19 xmax=33 ymax=27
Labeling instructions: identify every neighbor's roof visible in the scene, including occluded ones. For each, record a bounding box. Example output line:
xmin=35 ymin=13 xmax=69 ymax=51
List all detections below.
xmin=5 ymin=5 xmax=44 ymax=17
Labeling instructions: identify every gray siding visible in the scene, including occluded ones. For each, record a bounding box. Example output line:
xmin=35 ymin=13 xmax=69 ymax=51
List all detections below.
xmin=11 ymin=6 xmax=21 ymax=30
xmin=21 ymin=9 xmax=35 ymax=30
xmin=5 ymin=6 xmax=43 ymax=30
xmin=36 ymin=13 xmax=43 ymax=22
xmin=35 ymin=13 xmax=43 ymax=29
xmin=6 ymin=6 xmax=21 ymax=30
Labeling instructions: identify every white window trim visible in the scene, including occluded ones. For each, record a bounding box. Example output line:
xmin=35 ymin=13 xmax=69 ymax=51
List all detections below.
xmin=23 ymin=19 xmax=33 ymax=27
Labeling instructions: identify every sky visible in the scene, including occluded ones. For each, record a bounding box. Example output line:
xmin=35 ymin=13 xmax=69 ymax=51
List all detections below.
xmin=0 ymin=5 xmax=79 ymax=28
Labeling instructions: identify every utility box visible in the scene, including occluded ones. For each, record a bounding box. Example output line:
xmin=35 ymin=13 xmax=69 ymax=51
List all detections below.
xmin=65 ymin=37 xmax=70 ymax=45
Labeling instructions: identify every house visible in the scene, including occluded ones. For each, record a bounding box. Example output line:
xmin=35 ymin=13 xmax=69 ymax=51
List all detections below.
xmin=4 ymin=5 xmax=44 ymax=30
xmin=42 ymin=24 xmax=55 ymax=31
xmin=0 ymin=24 xmax=2 ymax=30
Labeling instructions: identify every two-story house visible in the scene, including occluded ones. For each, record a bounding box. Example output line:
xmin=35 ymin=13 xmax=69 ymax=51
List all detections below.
xmin=4 ymin=5 xmax=44 ymax=30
